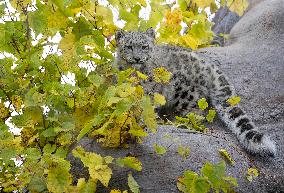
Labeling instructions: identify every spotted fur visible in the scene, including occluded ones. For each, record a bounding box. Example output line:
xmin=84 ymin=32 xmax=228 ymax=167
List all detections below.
xmin=114 ymin=29 xmax=276 ymax=157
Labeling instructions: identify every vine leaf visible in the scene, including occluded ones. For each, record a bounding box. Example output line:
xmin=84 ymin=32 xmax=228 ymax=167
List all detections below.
xmin=227 ymin=0 xmax=249 ymax=16
xmin=178 ymin=145 xmax=190 ymax=160
xmin=226 ymin=96 xmax=241 ymax=106
xmin=72 ymin=147 xmax=113 ymax=187
xmin=46 ymin=159 xmax=72 ymax=193
xmin=141 ymin=96 xmax=157 ymax=132
xmin=76 ymin=178 xmax=97 ymax=193
xmin=136 ymin=71 xmax=148 ymax=80
xmin=153 ymin=67 xmax=172 ymax=83
xmin=116 ymin=156 xmax=143 ymax=171
xmin=247 ymin=168 xmax=259 ymax=182
xmin=206 ymin=109 xmax=216 ymax=123
xmin=154 ymin=93 xmax=166 ymax=106
xmin=219 ymin=149 xmax=235 ymax=166
xmin=128 ymin=173 xmax=140 ymax=193
xmin=197 ymin=98 xmax=208 ymax=110
xmin=153 ymin=143 xmax=167 ymax=155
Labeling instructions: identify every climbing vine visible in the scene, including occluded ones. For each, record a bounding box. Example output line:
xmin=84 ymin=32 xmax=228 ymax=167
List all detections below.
xmin=0 ymin=0 xmax=248 ymax=192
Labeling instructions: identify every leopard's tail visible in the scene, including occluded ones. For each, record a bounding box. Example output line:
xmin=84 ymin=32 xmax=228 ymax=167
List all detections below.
xmin=214 ymin=103 xmax=276 ymax=157
xmin=210 ymin=71 xmax=276 ymax=157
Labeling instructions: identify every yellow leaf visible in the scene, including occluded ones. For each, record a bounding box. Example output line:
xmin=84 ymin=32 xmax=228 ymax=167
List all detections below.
xmin=48 ymin=10 xmax=68 ymax=33
xmin=116 ymin=156 xmax=142 ymax=171
xmin=136 ymin=71 xmax=148 ymax=80
xmin=134 ymin=85 xmax=144 ymax=99
xmin=128 ymin=117 xmax=148 ymax=137
xmin=247 ymin=167 xmax=259 ymax=182
xmin=10 ymin=0 xmax=31 ymax=11
xmin=226 ymin=96 xmax=241 ymax=106
xmin=227 ymin=0 xmax=249 ymax=16
xmin=59 ymin=28 xmax=77 ymax=70
xmin=72 ymin=147 xmax=113 ymax=187
xmin=165 ymin=9 xmax=183 ymax=29
xmin=96 ymin=6 xmax=114 ymax=25
xmin=180 ymin=34 xmax=199 ymax=50
xmin=117 ymin=83 xmax=136 ymax=97
xmin=141 ymin=96 xmax=157 ymax=132
xmin=11 ymin=95 xmax=23 ymax=113
xmin=91 ymin=165 xmax=112 ymax=187
xmin=0 ymin=102 xmax=10 ymax=119
xmin=153 ymin=67 xmax=172 ymax=84
xmin=107 ymin=97 xmax=123 ymax=106
xmin=219 ymin=149 xmax=235 ymax=165
xmin=153 ymin=93 xmax=166 ymax=106
xmin=110 ymin=190 xmax=128 ymax=193
xmin=192 ymin=0 xmax=215 ymax=9
xmin=137 ymin=0 xmax=147 ymax=6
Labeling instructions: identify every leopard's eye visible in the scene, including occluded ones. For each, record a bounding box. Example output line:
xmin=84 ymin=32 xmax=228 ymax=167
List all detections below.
xmin=142 ymin=45 xmax=149 ymax=49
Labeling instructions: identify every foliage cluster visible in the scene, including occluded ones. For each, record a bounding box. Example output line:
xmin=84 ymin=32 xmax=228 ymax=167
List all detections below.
xmin=177 ymin=161 xmax=238 ymax=193
xmin=0 ymin=0 xmax=248 ymax=192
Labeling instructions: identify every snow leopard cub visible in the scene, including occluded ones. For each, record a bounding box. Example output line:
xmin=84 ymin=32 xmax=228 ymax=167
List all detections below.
xmin=114 ymin=28 xmax=276 ymax=157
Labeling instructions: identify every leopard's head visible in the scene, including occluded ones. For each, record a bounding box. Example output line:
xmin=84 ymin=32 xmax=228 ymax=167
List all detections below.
xmin=115 ymin=28 xmax=155 ymax=71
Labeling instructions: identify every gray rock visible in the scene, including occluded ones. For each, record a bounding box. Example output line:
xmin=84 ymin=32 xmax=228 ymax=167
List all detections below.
xmin=69 ymin=0 xmax=284 ymax=192
xmin=212 ymin=7 xmax=240 ymax=46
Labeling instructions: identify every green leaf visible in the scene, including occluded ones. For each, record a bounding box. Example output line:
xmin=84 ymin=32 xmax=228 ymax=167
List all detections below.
xmin=219 ymin=149 xmax=235 ymax=166
xmin=226 ymin=96 xmax=241 ymax=106
xmin=129 ymin=127 xmax=148 ymax=137
xmin=153 ymin=143 xmax=167 ymax=155
xmin=88 ymin=73 xmax=105 ymax=88
xmin=206 ymin=109 xmax=216 ymax=123
xmin=153 ymin=93 xmax=166 ymax=106
xmin=116 ymin=156 xmax=142 ymax=171
xmin=76 ymin=178 xmax=97 ymax=193
xmin=29 ymin=3 xmax=48 ymax=35
xmin=41 ymin=127 xmax=62 ymax=137
xmin=47 ymin=10 xmax=68 ymax=34
xmin=24 ymin=148 xmax=41 ymax=162
xmin=43 ymin=144 xmax=57 ymax=154
xmin=136 ymin=71 xmax=148 ymax=80
xmin=247 ymin=168 xmax=259 ymax=182
xmin=114 ymin=99 xmax=132 ymax=116
xmin=197 ymin=98 xmax=208 ymax=110
xmin=28 ymin=177 xmax=47 ymax=193
xmin=200 ymin=161 xmax=226 ymax=187
xmin=177 ymin=170 xmax=198 ymax=193
xmin=46 ymin=159 xmax=72 ymax=193
xmin=0 ymin=4 xmax=5 ymax=18
xmin=141 ymin=96 xmax=157 ymax=132
xmin=128 ymin=173 xmax=140 ymax=193
xmin=223 ymin=176 xmax=238 ymax=187
xmin=178 ymin=145 xmax=190 ymax=160
xmin=200 ymin=161 xmax=238 ymax=192
xmin=77 ymin=114 xmax=105 ymax=140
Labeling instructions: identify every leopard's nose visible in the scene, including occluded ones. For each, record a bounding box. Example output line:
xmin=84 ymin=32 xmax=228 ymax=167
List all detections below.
xmin=134 ymin=57 xmax=140 ymax=63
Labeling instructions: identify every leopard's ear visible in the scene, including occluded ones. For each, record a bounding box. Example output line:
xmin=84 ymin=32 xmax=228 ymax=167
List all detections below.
xmin=146 ymin=28 xmax=155 ymax=39
xmin=115 ymin=29 xmax=125 ymax=42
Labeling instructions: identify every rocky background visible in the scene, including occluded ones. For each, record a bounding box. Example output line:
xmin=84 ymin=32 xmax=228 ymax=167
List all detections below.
xmin=69 ymin=0 xmax=284 ymax=192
